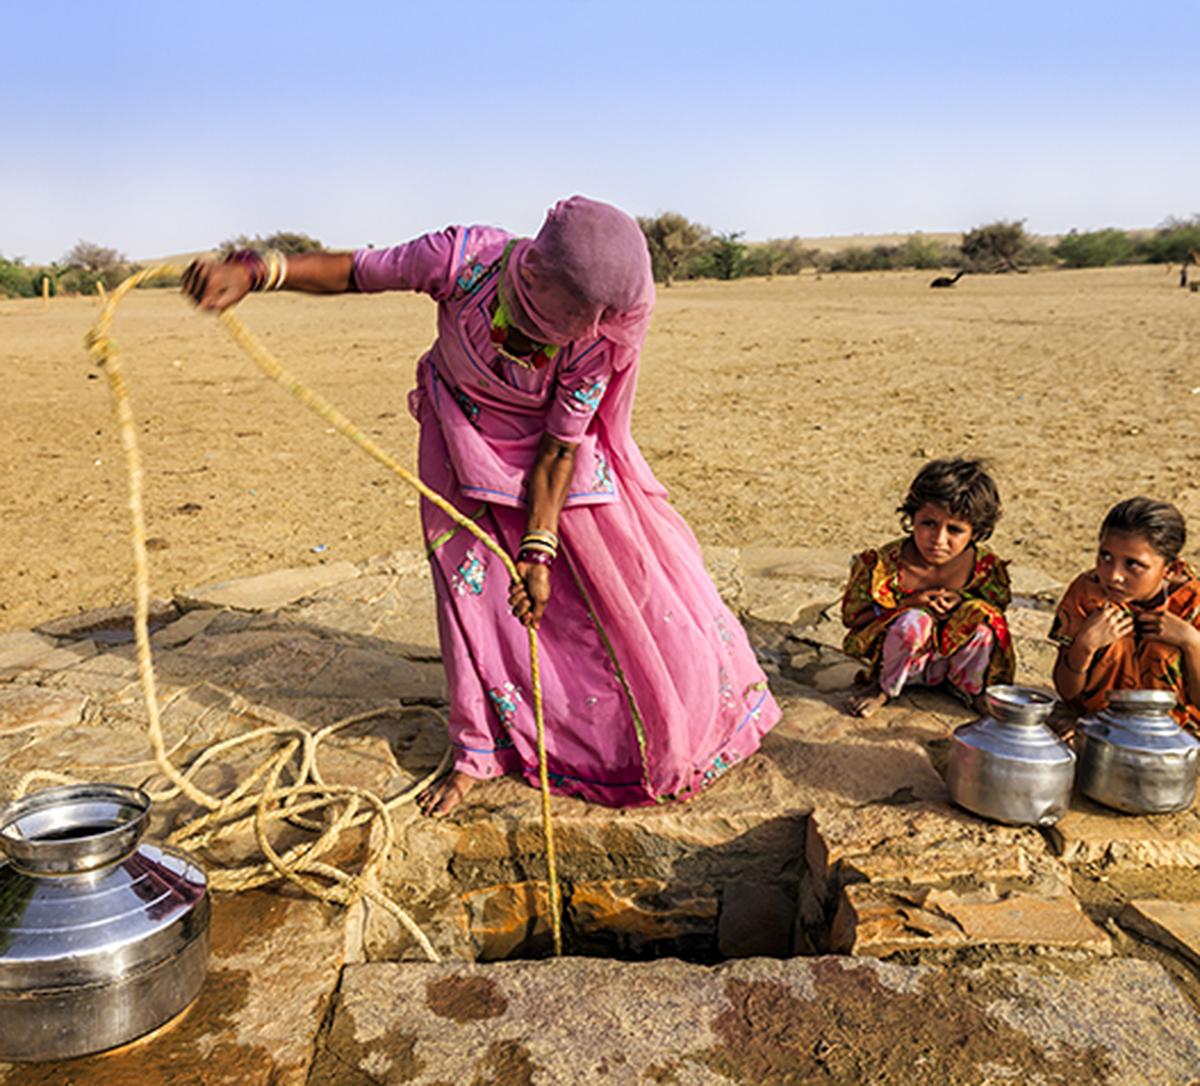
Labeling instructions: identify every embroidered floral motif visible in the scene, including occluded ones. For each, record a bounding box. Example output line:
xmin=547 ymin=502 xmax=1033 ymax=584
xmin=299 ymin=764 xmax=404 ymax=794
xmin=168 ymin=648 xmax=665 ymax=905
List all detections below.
xmin=718 ymin=666 xmax=736 ymax=710
xmin=452 ymin=385 xmax=481 ymax=427
xmin=703 ymin=751 xmax=737 ymax=784
xmin=714 ymin=614 xmax=735 ymax=655
xmin=569 ymin=378 xmax=607 ymax=412
xmin=487 ymin=681 xmax=523 ymax=728
xmin=593 ymin=450 xmax=613 ymax=492
xmin=455 ymin=257 xmax=488 ymax=296
xmin=452 ymin=548 xmax=487 ymax=596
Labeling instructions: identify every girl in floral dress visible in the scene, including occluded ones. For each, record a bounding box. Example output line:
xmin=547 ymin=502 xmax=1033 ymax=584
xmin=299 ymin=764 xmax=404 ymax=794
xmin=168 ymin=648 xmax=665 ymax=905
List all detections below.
xmin=842 ymin=458 xmax=1014 ymax=717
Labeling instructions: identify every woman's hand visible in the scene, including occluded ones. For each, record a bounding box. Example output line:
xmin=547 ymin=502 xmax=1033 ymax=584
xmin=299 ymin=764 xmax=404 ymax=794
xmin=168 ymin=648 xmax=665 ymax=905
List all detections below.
xmin=508 ymin=562 xmax=551 ymax=629
xmin=1136 ymin=610 xmax=1200 ymax=649
xmin=182 ymin=259 xmax=254 ymax=312
xmin=1076 ymin=604 xmax=1135 ymax=653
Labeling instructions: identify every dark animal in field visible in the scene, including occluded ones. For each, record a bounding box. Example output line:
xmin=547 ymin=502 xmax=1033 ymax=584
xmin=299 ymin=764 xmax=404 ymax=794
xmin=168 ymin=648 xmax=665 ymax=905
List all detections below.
xmin=929 ymin=270 xmax=966 ymax=288
xmin=1181 ymin=249 xmax=1200 ymax=288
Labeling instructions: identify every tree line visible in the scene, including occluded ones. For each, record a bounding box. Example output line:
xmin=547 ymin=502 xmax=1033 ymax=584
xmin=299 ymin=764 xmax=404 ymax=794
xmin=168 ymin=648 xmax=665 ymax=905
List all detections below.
xmin=3 ymin=218 xmax=1199 ymax=299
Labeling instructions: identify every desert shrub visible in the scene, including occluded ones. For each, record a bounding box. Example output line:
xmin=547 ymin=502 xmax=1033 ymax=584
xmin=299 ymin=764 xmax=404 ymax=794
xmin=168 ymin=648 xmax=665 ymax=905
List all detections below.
xmin=61 ymin=240 xmax=133 ymax=291
xmin=690 ymin=231 xmax=747 ymax=280
xmin=826 ymin=245 xmax=900 ymax=273
xmin=960 ymin=220 xmax=1036 ymax=272
xmin=636 ymin=212 xmax=710 ymax=285
xmin=215 ymin=230 xmax=326 ymax=259
xmin=1136 ymin=216 xmax=1200 ymax=264
xmin=898 ymin=234 xmax=959 ymax=270
xmin=0 ymin=257 xmax=36 ymax=298
xmin=742 ymin=237 xmax=821 ymax=277
xmin=1054 ymin=228 xmax=1137 ymax=268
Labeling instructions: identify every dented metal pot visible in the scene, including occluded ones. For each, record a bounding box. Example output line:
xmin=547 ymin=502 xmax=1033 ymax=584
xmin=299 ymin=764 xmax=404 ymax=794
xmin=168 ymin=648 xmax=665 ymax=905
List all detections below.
xmin=1076 ymin=689 xmax=1200 ymax=814
xmin=0 ymin=783 xmax=210 ymax=1062
xmin=946 ymin=685 xmax=1075 ymax=826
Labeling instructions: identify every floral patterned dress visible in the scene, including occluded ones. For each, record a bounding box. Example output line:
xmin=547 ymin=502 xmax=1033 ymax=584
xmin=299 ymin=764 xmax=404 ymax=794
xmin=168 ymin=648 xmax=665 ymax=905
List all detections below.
xmin=1049 ymin=566 xmax=1200 ymax=732
xmin=841 ymin=538 xmax=1015 ymax=691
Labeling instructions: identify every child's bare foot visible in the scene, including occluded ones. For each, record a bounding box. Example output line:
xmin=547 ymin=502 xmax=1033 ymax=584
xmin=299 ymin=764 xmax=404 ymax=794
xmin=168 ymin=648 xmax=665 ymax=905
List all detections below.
xmin=845 ymin=683 xmax=890 ymax=717
xmin=417 ymin=771 xmax=477 ymax=817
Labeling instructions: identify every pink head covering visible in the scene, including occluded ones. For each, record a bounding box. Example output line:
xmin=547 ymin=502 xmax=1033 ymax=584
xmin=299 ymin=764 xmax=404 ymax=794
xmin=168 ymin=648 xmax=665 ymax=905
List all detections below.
xmin=502 ymin=196 xmax=655 ymax=353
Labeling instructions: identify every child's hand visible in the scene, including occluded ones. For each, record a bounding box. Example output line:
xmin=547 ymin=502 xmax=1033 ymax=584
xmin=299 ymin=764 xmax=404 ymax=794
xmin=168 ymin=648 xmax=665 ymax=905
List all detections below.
xmin=1136 ymin=610 xmax=1200 ymax=649
xmin=927 ymin=589 xmax=962 ymax=617
xmin=905 ymin=587 xmax=960 ymax=617
xmin=1077 ymin=604 xmax=1134 ymax=652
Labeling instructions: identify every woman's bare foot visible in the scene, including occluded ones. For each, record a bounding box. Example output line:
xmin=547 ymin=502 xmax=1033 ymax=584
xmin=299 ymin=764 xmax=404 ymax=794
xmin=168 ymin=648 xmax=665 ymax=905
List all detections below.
xmin=417 ymin=771 xmax=477 ymax=817
xmin=845 ymin=683 xmax=890 ymax=717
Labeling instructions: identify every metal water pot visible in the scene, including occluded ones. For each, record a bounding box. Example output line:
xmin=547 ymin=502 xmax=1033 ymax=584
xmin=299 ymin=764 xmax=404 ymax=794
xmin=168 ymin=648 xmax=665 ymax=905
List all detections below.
xmin=1076 ymin=689 xmax=1200 ymax=814
xmin=946 ymin=685 xmax=1075 ymax=826
xmin=0 ymin=783 xmax=210 ymax=1061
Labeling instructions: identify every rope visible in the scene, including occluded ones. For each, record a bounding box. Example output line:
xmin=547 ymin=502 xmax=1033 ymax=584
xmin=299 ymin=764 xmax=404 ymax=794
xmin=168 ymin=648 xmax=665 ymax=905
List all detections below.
xmin=64 ymin=263 xmax=563 ymax=957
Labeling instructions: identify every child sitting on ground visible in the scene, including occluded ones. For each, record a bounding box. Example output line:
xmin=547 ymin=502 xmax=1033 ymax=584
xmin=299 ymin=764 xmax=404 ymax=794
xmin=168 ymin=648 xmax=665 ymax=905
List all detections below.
xmin=842 ymin=458 xmax=1014 ymax=717
xmin=1050 ymin=497 xmax=1200 ymax=732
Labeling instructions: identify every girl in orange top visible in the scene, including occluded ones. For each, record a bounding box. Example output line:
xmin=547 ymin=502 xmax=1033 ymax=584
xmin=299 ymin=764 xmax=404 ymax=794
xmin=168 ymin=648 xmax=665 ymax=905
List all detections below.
xmin=1050 ymin=497 xmax=1200 ymax=732
xmin=842 ymin=458 xmax=1015 ymax=717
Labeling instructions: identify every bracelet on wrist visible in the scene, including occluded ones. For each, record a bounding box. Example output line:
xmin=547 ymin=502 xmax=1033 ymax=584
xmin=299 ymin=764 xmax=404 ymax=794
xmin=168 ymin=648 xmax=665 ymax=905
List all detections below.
xmin=518 ymin=549 xmax=555 ymax=567
xmin=224 ymin=249 xmax=267 ymax=290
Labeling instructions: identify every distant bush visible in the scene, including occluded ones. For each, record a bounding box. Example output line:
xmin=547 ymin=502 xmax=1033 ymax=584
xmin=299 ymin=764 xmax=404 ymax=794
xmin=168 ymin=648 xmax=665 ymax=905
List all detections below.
xmin=897 ymin=233 xmax=959 ymax=270
xmin=0 ymin=257 xmax=36 ymax=298
xmin=215 ymin=230 xmax=326 ymax=259
xmin=961 ymin=220 xmax=1035 ymax=272
xmin=61 ymin=240 xmax=133 ymax=292
xmin=825 ymin=245 xmax=900 ymax=273
xmin=689 ymin=232 xmax=747 ymax=281
xmin=637 ymin=212 xmax=711 ymax=286
xmin=742 ymin=237 xmax=821 ymax=277
xmin=1054 ymin=228 xmax=1137 ymax=268
xmin=1136 ymin=215 xmax=1200 ymax=264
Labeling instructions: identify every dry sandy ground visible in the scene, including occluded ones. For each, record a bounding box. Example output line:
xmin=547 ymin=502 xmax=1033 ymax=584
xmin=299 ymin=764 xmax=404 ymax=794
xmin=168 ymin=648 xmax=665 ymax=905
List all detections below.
xmin=2 ymin=264 xmax=1198 ymax=632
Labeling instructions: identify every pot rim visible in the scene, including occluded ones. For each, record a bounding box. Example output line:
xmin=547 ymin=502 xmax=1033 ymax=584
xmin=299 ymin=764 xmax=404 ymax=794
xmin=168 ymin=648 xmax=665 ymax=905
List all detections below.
xmin=0 ymin=783 xmax=151 ymax=875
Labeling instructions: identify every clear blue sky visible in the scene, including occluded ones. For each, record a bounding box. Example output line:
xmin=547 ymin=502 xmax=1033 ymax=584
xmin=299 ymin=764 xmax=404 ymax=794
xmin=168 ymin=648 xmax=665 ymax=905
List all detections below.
xmin=3 ymin=0 xmax=1197 ymax=262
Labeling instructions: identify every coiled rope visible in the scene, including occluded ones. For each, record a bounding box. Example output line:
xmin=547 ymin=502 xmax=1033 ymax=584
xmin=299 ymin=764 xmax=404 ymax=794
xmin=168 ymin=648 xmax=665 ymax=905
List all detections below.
xmin=23 ymin=264 xmax=564 ymax=957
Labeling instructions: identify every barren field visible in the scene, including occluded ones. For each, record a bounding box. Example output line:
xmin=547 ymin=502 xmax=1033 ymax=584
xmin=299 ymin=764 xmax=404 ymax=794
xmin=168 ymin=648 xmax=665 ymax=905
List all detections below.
xmin=2 ymin=264 xmax=1198 ymax=632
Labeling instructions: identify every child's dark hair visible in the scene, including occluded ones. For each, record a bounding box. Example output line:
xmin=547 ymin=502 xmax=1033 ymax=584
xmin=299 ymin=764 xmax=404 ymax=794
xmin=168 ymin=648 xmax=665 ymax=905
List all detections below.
xmin=1100 ymin=497 xmax=1187 ymax=560
xmin=897 ymin=458 xmax=1002 ymax=542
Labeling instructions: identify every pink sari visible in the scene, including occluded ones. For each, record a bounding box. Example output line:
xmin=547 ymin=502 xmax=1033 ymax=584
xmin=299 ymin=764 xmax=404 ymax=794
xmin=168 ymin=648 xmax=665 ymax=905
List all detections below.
xmin=355 ymin=221 xmax=779 ymax=806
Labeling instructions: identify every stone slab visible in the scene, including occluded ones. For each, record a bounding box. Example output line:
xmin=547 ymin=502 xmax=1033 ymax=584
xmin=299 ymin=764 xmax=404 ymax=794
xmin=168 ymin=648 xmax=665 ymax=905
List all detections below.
xmin=1048 ymin=798 xmax=1200 ymax=867
xmin=0 ymin=891 xmax=347 ymax=1086
xmin=0 ymin=688 xmax=87 ymax=735
xmin=34 ymin=599 xmax=178 ymax=640
xmin=1120 ymin=898 xmax=1200 ymax=970
xmin=310 ymin=956 xmax=1200 ymax=1086
xmin=178 ymin=561 xmax=360 ymax=611
xmin=0 ymin=631 xmax=96 ymax=676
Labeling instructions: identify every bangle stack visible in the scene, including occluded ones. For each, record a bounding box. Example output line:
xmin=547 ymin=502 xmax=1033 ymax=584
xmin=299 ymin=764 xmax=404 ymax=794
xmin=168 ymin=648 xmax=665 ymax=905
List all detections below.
xmin=224 ymin=248 xmax=288 ymax=292
xmin=518 ymin=529 xmax=558 ymax=567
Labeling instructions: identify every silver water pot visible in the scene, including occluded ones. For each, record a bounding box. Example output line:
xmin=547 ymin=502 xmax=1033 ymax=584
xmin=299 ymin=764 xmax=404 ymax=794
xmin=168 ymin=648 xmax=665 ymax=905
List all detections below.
xmin=1076 ymin=689 xmax=1200 ymax=814
xmin=0 ymin=783 xmax=210 ymax=1061
xmin=946 ymin=685 xmax=1075 ymax=826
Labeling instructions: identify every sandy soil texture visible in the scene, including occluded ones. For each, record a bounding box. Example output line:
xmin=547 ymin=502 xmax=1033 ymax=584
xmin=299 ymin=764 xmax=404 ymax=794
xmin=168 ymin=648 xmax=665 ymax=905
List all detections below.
xmin=2 ymin=264 xmax=1197 ymax=632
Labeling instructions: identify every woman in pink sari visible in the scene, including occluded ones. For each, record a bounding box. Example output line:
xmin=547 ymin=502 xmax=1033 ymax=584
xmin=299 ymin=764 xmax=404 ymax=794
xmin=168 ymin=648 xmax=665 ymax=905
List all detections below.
xmin=184 ymin=197 xmax=780 ymax=814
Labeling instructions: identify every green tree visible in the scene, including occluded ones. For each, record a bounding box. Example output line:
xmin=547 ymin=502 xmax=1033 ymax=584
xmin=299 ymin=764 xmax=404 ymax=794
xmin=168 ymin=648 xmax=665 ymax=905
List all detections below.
xmin=960 ymin=220 xmax=1033 ymax=273
xmin=636 ymin=212 xmax=710 ymax=286
xmin=1054 ymin=228 xmax=1136 ymax=268
xmin=707 ymin=231 xmax=747 ymax=280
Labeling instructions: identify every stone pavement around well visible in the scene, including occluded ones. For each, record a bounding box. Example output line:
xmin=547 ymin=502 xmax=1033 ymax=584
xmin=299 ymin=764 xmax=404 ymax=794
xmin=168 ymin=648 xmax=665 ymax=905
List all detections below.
xmin=1 ymin=546 xmax=1199 ymax=1084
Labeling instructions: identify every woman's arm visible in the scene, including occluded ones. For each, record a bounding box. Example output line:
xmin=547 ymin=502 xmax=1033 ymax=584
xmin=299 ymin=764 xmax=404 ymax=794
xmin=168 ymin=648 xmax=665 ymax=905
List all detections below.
xmin=508 ymin=433 xmax=578 ymax=629
xmin=183 ymin=252 xmax=356 ymax=312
